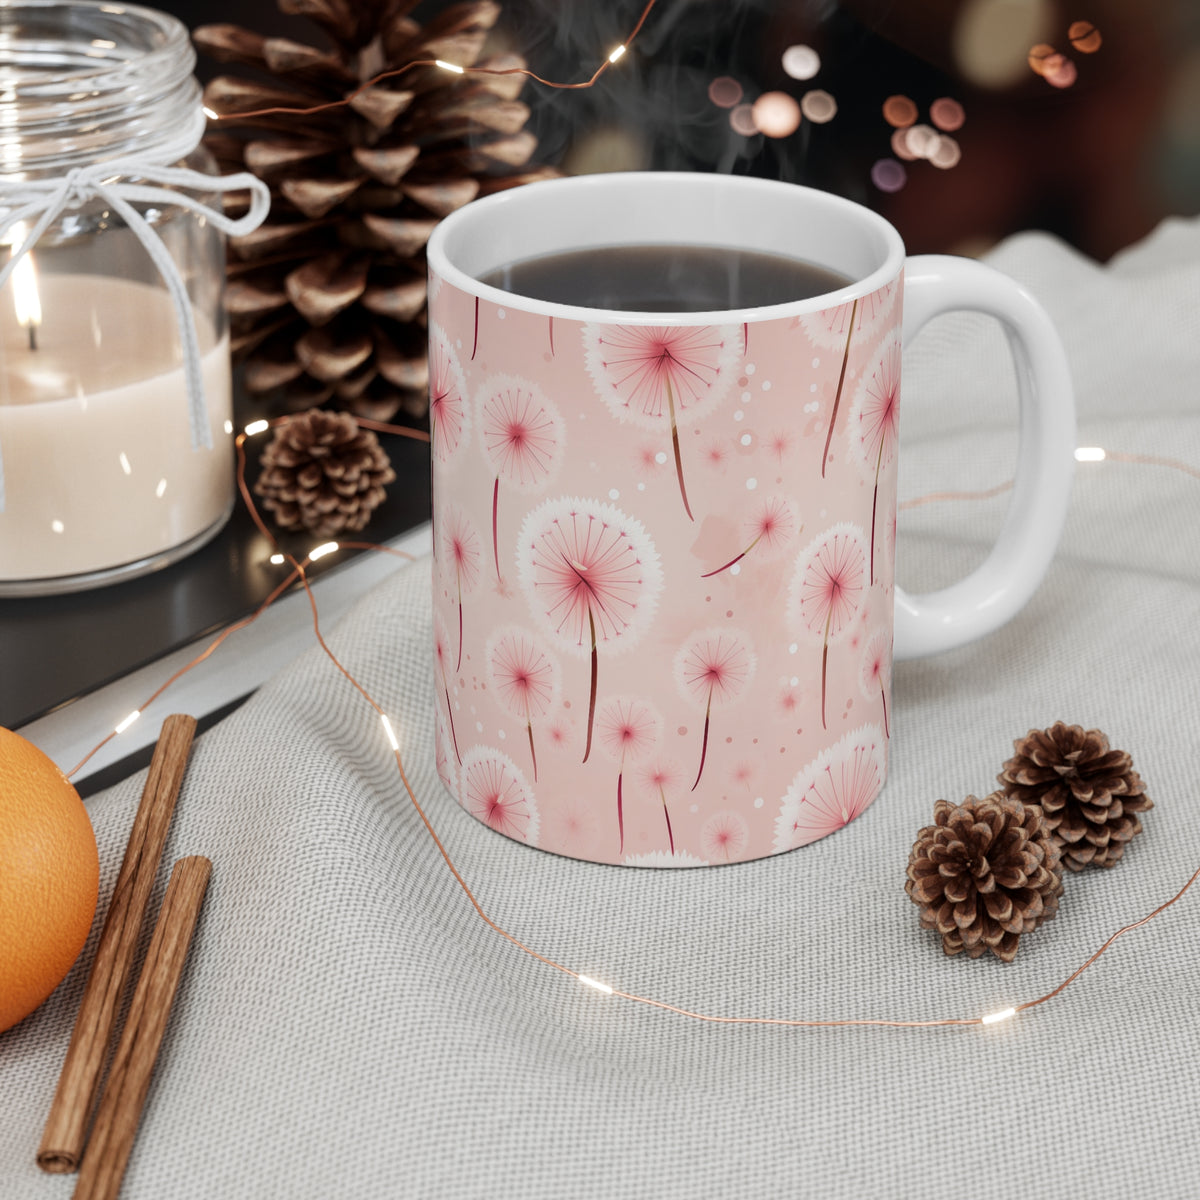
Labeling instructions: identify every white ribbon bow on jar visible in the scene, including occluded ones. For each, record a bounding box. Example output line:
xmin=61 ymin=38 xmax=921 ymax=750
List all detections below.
xmin=0 ymin=129 xmax=271 ymax=511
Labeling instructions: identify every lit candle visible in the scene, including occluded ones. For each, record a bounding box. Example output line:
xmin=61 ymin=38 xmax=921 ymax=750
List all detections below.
xmin=7 ymin=224 xmax=41 ymax=351
xmin=0 ymin=274 xmax=232 ymax=586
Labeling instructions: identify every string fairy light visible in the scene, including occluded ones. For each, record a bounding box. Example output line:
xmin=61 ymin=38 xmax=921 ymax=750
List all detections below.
xmin=205 ymin=0 xmax=660 ymax=124
xmin=63 ymin=419 xmax=1200 ymax=1033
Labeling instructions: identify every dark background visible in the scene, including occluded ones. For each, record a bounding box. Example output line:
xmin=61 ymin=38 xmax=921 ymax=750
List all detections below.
xmin=170 ymin=0 xmax=1200 ymax=262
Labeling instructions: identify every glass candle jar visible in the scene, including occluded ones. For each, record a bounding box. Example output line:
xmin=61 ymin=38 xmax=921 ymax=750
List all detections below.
xmin=0 ymin=1 xmax=257 ymax=595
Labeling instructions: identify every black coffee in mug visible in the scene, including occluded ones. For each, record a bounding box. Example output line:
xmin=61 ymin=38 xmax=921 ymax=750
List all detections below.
xmin=478 ymin=243 xmax=851 ymax=312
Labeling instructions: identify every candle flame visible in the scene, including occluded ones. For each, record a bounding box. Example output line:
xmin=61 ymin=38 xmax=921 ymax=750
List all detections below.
xmin=7 ymin=223 xmax=42 ymax=342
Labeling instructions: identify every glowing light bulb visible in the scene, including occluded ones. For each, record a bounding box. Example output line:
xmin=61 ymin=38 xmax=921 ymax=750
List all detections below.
xmin=202 ymin=105 xmax=219 ymax=120
xmin=435 ymin=59 xmax=465 ymax=74
xmin=381 ymin=714 xmax=400 ymax=751
xmin=269 ymin=553 xmax=285 ymax=565
xmin=1075 ymin=446 xmax=1107 ymax=462
xmin=114 ymin=710 xmax=141 ymax=735
xmin=608 ymin=44 xmax=626 ymax=64
xmin=309 ymin=541 xmax=339 ymax=561
xmin=981 ymin=1006 xmax=1016 ymax=1025
xmin=244 ymin=419 xmax=270 ymax=436
xmin=578 ymin=974 xmax=614 ymax=995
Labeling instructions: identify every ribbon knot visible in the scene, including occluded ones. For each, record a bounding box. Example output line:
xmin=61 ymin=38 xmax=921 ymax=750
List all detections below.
xmin=0 ymin=157 xmax=271 ymax=512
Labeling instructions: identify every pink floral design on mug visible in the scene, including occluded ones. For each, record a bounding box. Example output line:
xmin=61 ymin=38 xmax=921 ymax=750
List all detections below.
xmin=427 ymin=172 xmax=1075 ymax=866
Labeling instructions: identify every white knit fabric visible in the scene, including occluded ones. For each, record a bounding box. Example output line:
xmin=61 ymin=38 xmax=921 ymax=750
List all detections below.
xmin=2 ymin=219 xmax=1198 ymax=1199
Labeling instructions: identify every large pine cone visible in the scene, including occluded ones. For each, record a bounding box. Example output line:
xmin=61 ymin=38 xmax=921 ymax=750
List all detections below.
xmin=195 ymin=0 xmax=556 ymax=422
xmin=998 ymin=722 xmax=1152 ymax=871
xmin=906 ymin=794 xmax=1064 ymax=962
xmin=254 ymin=409 xmax=396 ymax=536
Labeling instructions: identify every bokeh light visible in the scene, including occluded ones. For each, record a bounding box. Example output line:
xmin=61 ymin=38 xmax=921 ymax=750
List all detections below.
xmin=882 ymin=95 xmax=918 ymax=128
xmin=871 ymin=158 xmax=907 ymax=193
xmin=1027 ymin=43 xmax=1056 ymax=75
xmin=890 ymin=127 xmax=918 ymax=161
xmin=782 ymin=44 xmax=821 ymax=81
xmin=729 ymin=104 xmax=758 ymax=136
xmin=929 ymin=135 xmax=962 ymax=169
xmin=800 ymin=89 xmax=837 ymax=123
xmin=1069 ymin=20 xmax=1102 ymax=53
xmin=930 ymin=98 xmax=965 ymax=132
xmin=708 ymin=76 xmax=743 ymax=108
xmin=1044 ymin=55 xmax=1078 ymax=89
xmin=904 ymin=123 xmax=939 ymax=159
xmin=752 ymin=91 xmax=801 ymax=138
xmin=954 ymin=0 xmax=1054 ymax=89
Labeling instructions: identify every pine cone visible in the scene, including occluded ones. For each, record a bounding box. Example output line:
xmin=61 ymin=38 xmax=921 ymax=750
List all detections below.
xmin=254 ymin=409 xmax=395 ymax=536
xmin=195 ymin=1 xmax=556 ymax=422
xmin=906 ymin=794 xmax=1064 ymax=962
xmin=998 ymin=722 xmax=1152 ymax=871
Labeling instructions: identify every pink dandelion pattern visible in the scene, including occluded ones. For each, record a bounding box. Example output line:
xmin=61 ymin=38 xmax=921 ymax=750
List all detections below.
xmin=801 ymin=281 xmax=897 ymax=478
xmin=851 ymin=335 xmax=902 ymax=584
xmin=435 ymin=708 xmax=457 ymax=797
xmin=859 ymin=630 xmax=892 ymax=738
xmin=789 ymin=523 xmax=867 ymax=730
xmin=638 ymin=757 xmax=686 ymax=856
xmin=428 ymin=323 xmax=470 ymax=466
xmin=460 ymin=746 xmax=540 ymax=845
xmin=517 ymin=497 xmax=663 ymax=763
xmin=773 ymin=724 xmax=885 ymax=850
xmin=702 ymin=493 xmax=799 ymax=577
xmin=478 ymin=375 xmax=566 ymax=583
xmin=432 ymin=608 xmax=461 ymax=764
xmin=583 ymin=323 xmax=739 ymax=520
xmin=486 ymin=626 xmax=562 ymax=781
xmin=438 ymin=503 xmax=482 ymax=672
xmin=673 ymin=627 xmax=756 ymax=791
xmin=595 ymin=695 xmax=663 ymax=853
xmin=702 ymin=810 xmax=750 ymax=862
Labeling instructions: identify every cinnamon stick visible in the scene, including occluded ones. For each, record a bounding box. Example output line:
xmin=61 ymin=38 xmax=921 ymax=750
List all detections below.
xmin=38 ymin=714 xmax=197 ymax=1174
xmin=73 ymin=857 xmax=212 ymax=1200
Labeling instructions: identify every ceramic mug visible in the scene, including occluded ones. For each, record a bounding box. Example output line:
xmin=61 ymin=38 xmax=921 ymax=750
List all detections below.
xmin=425 ymin=172 xmax=1074 ymax=867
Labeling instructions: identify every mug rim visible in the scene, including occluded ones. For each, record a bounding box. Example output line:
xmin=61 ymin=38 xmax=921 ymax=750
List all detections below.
xmin=427 ymin=171 xmax=906 ymax=326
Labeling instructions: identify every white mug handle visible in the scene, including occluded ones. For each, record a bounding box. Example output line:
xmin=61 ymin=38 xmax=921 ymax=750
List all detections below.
xmin=893 ymin=255 xmax=1076 ymax=660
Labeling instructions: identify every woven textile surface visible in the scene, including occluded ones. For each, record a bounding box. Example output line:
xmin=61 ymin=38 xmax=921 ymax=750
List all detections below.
xmin=2 ymin=219 xmax=1198 ymax=1199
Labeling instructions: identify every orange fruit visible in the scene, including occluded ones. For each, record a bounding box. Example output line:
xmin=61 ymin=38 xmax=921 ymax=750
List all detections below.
xmin=0 ymin=727 xmax=99 ymax=1034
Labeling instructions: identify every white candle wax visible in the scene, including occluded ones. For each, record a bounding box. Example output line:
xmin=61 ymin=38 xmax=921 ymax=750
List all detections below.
xmin=0 ymin=274 xmax=233 ymax=583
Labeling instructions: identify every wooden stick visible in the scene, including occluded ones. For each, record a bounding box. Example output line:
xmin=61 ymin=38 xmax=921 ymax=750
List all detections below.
xmin=38 ymin=714 xmax=197 ymax=1174
xmin=72 ymin=857 xmax=212 ymax=1200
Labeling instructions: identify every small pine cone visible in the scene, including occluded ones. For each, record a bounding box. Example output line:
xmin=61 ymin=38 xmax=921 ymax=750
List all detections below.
xmin=254 ymin=409 xmax=395 ymax=538
xmin=998 ymin=722 xmax=1152 ymax=871
xmin=906 ymin=794 xmax=1064 ymax=962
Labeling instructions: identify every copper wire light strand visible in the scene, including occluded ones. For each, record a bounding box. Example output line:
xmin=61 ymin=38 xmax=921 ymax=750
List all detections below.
xmin=72 ymin=423 xmax=1200 ymax=1025
xmin=210 ymin=0 xmax=660 ymax=122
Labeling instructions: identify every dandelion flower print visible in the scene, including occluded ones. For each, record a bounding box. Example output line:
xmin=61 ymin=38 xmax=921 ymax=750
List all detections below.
xmin=789 ymin=523 xmax=866 ymax=730
xmin=596 ymin=695 xmax=663 ymax=854
xmin=801 ymin=281 xmax=896 ymax=477
xmin=851 ymin=335 xmax=902 ymax=584
xmin=435 ymin=708 xmax=457 ymax=797
xmin=859 ymin=630 xmax=892 ymax=738
xmin=460 ymin=745 xmax=540 ymax=846
xmin=478 ymin=375 xmax=566 ymax=583
xmin=486 ymin=626 xmax=561 ymax=782
xmin=517 ymin=497 xmax=663 ymax=763
xmin=428 ymin=323 xmax=469 ymax=466
xmin=438 ymin=503 xmax=482 ymax=672
xmin=624 ymin=850 xmax=709 ymax=869
xmin=702 ymin=493 xmax=799 ymax=578
xmin=774 ymin=724 xmax=884 ymax=850
xmin=673 ymin=627 xmax=756 ymax=791
xmin=583 ymin=322 xmax=739 ymax=520
xmin=638 ymin=757 xmax=686 ymax=857
xmin=432 ymin=608 xmax=461 ymax=764
xmin=702 ymin=810 xmax=750 ymax=863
